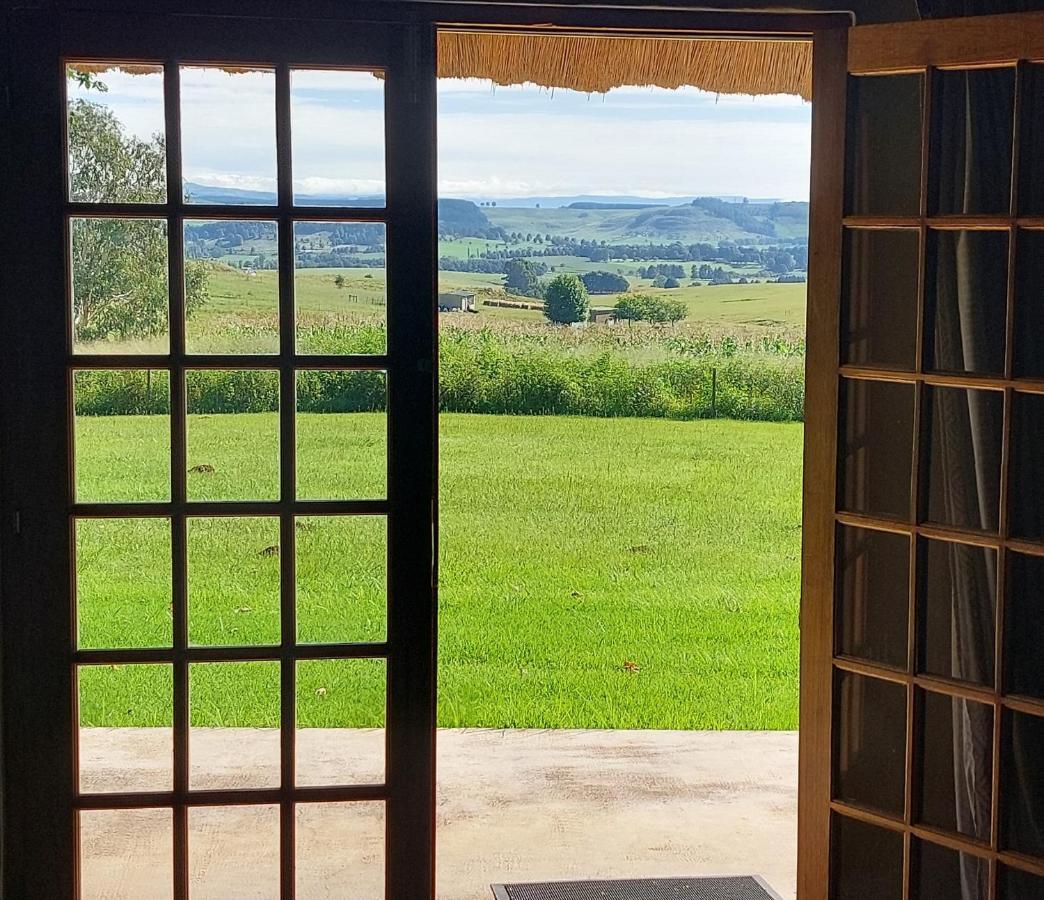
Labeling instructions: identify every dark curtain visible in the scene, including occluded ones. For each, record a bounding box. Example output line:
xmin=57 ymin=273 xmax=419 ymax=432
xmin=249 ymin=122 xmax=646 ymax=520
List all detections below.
xmin=931 ymin=72 xmax=1002 ymax=900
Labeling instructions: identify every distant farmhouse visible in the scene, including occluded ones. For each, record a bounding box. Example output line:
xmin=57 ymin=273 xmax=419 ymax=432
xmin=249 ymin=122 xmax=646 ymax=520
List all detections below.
xmin=588 ymin=306 xmax=617 ymax=325
xmin=438 ymin=290 xmax=477 ymax=312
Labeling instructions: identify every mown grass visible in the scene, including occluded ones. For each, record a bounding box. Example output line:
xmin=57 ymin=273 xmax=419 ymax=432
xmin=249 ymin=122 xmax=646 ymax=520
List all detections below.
xmin=76 ymin=412 xmax=802 ymax=730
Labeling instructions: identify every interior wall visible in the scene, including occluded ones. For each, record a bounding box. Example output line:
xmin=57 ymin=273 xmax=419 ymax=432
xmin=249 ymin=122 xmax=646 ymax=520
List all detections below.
xmin=34 ymin=0 xmax=1044 ymax=27
xmin=10 ymin=0 xmax=917 ymax=25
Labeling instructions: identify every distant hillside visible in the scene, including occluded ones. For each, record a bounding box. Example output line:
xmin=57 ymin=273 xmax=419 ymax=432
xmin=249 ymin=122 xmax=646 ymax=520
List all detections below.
xmin=437 ymin=199 xmax=501 ymax=239
xmin=182 ymin=184 xmax=806 ymax=245
xmin=484 ymin=200 xmax=808 ymax=245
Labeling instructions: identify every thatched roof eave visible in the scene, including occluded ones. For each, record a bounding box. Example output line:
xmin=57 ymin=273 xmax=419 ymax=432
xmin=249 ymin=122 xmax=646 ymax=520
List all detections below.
xmin=438 ymin=31 xmax=812 ymax=99
xmin=72 ymin=31 xmax=813 ymax=100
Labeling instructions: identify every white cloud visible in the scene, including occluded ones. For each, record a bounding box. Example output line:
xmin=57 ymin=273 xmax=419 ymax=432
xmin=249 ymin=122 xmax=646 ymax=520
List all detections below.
xmin=72 ymin=68 xmax=811 ymax=201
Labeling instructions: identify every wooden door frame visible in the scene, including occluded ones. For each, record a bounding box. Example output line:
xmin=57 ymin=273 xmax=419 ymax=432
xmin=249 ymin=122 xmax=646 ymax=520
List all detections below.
xmin=2 ymin=10 xmax=438 ymax=898
xmin=1 ymin=4 xmax=852 ymax=899
xmin=807 ymin=12 xmax=1044 ymax=900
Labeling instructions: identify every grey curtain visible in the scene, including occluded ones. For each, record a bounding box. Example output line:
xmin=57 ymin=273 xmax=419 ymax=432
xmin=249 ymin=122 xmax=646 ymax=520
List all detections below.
xmin=931 ymin=72 xmax=1002 ymax=900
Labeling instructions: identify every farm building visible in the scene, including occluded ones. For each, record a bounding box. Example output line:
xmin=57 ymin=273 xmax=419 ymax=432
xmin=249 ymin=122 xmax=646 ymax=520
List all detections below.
xmin=438 ymin=290 xmax=477 ymax=312
xmin=588 ymin=306 xmax=618 ymax=325
xmin=3 ymin=3 xmax=1044 ymax=900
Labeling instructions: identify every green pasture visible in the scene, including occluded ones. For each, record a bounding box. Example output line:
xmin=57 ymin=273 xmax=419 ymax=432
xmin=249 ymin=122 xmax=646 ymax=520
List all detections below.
xmin=76 ymin=412 xmax=802 ymax=730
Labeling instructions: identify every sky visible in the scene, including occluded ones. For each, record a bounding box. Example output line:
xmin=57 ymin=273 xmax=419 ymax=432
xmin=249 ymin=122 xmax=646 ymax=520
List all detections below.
xmin=69 ymin=66 xmax=812 ymax=202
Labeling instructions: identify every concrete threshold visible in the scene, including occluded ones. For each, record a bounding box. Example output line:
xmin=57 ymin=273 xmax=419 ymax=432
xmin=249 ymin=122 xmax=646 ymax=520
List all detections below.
xmin=80 ymin=728 xmax=798 ymax=899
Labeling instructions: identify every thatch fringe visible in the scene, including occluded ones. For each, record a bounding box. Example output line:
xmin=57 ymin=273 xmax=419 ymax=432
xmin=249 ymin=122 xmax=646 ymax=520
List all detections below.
xmin=72 ymin=33 xmax=812 ymax=99
xmin=437 ymin=32 xmax=812 ymax=100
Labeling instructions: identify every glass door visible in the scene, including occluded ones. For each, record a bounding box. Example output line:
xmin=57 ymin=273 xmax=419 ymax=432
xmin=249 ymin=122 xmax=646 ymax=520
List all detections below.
xmin=2 ymin=10 xmax=436 ymax=899
xmin=799 ymin=12 xmax=1044 ymax=900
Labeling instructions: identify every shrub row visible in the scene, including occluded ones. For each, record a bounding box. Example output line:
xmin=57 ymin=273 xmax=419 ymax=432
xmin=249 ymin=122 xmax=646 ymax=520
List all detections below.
xmin=440 ymin=338 xmax=803 ymax=421
xmin=74 ymin=326 xmax=805 ymax=422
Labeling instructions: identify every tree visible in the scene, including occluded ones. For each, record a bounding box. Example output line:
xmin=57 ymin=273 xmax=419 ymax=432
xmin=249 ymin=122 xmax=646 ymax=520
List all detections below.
xmin=503 ymin=258 xmax=542 ymax=296
xmin=614 ymin=293 xmax=687 ymax=324
xmin=581 ymin=271 xmax=629 ymax=294
xmin=662 ymin=276 xmax=680 ymax=289
xmin=651 ymin=274 xmax=668 ymax=288
xmin=69 ymin=85 xmax=208 ymax=343
xmin=543 ymin=274 xmax=589 ymax=324
xmin=334 ymin=274 xmax=346 ymax=289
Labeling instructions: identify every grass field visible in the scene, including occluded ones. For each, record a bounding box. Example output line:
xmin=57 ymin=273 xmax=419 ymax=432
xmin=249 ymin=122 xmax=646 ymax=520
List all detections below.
xmin=76 ymin=412 xmax=802 ymax=731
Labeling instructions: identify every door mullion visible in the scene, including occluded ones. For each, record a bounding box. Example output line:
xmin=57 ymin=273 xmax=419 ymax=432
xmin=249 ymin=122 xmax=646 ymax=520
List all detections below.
xmin=383 ymin=23 xmax=439 ymax=900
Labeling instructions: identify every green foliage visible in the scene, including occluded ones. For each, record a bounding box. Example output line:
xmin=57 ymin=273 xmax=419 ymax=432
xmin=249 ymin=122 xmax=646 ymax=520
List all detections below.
xmin=542 ymin=274 xmax=590 ymax=325
xmin=662 ymin=276 xmax=680 ymax=289
xmin=75 ymin=366 xmax=386 ymax=417
xmin=614 ymin=293 xmax=687 ymax=324
xmin=68 ymin=91 xmax=208 ymax=342
xmin=75 ymin=323 xmax=803 ymax=422
xmin=580 ymin=270 xmax=630 ymax=294
xmin=503 ymin=258 xmax=542 ymax=296
xmin=334 ymin=273 xmax=346 ymax=289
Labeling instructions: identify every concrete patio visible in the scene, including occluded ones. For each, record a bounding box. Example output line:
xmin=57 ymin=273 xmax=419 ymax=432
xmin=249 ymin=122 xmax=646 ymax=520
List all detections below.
xmin=80 ymin=729 xmax=798 ymax=899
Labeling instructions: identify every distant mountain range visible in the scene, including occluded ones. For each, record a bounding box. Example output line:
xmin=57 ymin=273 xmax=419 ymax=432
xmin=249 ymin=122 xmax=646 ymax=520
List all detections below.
xmin=185 ymin=183 xmax=792 ymax=210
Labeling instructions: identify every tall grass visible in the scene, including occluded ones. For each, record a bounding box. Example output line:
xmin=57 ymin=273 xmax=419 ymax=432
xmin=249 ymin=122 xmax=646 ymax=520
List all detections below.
xmin=75 ymin=323 xmax=805 ymax=422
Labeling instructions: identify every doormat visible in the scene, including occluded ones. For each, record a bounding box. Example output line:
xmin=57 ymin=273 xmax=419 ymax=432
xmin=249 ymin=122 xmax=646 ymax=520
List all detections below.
xmin=491 ymin=876 xmax=782 ymax=900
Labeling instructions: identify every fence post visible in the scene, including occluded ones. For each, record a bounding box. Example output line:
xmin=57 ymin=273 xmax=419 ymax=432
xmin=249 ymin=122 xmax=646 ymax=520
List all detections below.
xmin=710 ymin=367 xmax=717 ymax=418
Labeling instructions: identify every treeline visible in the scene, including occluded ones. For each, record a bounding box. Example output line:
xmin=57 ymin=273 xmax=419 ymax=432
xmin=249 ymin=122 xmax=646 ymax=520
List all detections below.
xmin=468 ymin=237 xmax=808 ymax=270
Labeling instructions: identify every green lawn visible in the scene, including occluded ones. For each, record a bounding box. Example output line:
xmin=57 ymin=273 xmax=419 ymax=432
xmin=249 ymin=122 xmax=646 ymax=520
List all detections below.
xmin=76 ymin=412 xmax=802 ymax=730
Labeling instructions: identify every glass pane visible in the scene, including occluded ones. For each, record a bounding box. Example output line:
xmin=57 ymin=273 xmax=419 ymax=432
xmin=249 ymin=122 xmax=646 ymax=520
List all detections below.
xmin=835 ymin=525 xmax=909 ymax=669
xmin=66 ymin=64 xmax=166 ymax=204
xmin=841 ymin=228 xmax=920 ymax=370
xmin=80 ymin=809 xmax=172 ymax=900
xmin=845 ymin=74 xmax=923 ymax=217
xmin=1010 ymin=392 xmax=1044 ymax=541
xmin=180 ymin=67 xmax=277 ymax=205
xmin=296 ymin=802 xmax=385 ymax=899
xmin=294 ymin=222 xmax=387 ymax=354
xmin=920 ymin=386 xmax=1003 ymax=532
xmin=916 ymin=689 xmax=993 ymax=841
xmin=830 ymin=813 xmax=903 ymax=900
xmin=929 ymin=68 xmax=1015 ymax=216
xmin=186 ymin=370 xmax=279 ymax=501
xmin=296 ymin=516 xmax=387 ymax=644
xmin=296 ymin=658 xmax=386 ymax=787
xmin=1018 ymin=64 xmax=1044 ymax=215
xmin=78 ymin=663 xmax=172 ymax=793
xmin=999 ymin=865 xmax=1044 ymax=899
xmin=184 ymin=220 xmax=279 ymax=354
xmin=71 ymin=217 xmax=169 ymax=354
xmin=1006 ymin=551 xmax=1044 ymax=701
xmin=187 ymin=516 xmax=280 ymax=647
xmin=189 ymin=806 xmax=279 ymax=899
xmin=290 ymin=69 xmax=386 ymax=206
xmin=296 ymin=370 xmax=387 ymax=500
xmin=1013 ymin=230 xmax=1044 ymax=379
xmin=76 ymin=518 xmax=172 ymax=649
xmin=918 ymin=538 xmax=996 ymax=687
xmin=1001 ymin=709 xmax=1044 ymax=860
xmin=834 ymin=671 xmax=906 ymax=817
xmin=74 ymin=370 xmax=171 ymax=502
xmin=911 ymin=839 xmax=987 ymax=900
xmin=924 ymin=230 xmax=1008 ymax=377
xmin=190 ymin=661 xmax=280 ymax=789
xmin=839 ymin=378 xmax=915 ymax=521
